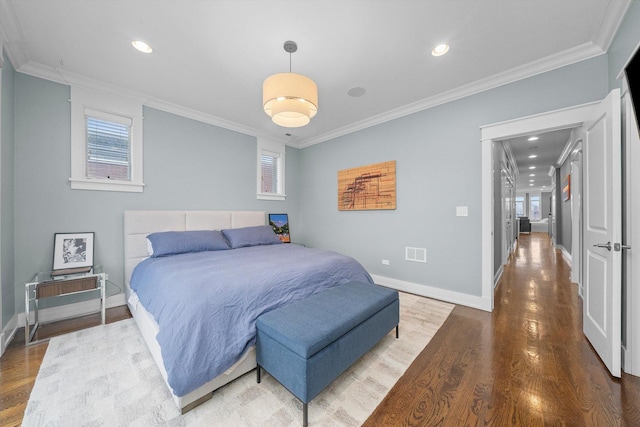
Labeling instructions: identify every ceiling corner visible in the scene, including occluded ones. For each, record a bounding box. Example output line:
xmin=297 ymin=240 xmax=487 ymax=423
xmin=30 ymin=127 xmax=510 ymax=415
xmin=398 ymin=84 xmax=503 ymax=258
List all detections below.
xmin=0 ymin=0 xmax=30 ymax=69
xmin=593 ymin=0 xmax=632 ymax=52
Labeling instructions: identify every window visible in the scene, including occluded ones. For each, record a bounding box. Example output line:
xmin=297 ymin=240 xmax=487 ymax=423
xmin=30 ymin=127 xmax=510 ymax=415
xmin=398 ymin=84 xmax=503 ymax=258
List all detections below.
xmin=70 ymin=86 xmax=144 ymax=192
xmin=86 ymin=114 xmax=131 ymax=181
xmin=260 ymin=151 xmax=280 ymax=194
xmin=530 ymin=196 xmax=541 ymax=220
xmin=257 ymin=138 xmax=286 ymax=200
xmin=515 ymin=196 xmax=525 ymax=217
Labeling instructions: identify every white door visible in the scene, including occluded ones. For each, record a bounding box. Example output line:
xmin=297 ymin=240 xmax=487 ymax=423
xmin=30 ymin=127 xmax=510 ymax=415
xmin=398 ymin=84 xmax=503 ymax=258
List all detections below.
xmin=582 ymin=89 xmax=622 ymax=378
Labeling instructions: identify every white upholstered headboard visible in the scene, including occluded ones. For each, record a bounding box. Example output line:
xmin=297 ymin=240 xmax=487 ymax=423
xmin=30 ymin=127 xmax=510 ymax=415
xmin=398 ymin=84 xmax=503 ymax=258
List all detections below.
xmin=123 ymin=210 xmax=265 ymax=297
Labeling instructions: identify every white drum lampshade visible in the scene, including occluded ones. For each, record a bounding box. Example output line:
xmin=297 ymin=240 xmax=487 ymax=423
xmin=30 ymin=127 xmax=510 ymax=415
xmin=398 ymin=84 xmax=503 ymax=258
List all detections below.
xmin=263 ymin=72 xmax=318 ymax=128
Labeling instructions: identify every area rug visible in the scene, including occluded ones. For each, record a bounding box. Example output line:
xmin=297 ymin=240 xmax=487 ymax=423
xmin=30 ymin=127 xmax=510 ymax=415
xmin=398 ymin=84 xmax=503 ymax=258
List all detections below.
xmin=22 ymin=292 xmax=453 ymax=426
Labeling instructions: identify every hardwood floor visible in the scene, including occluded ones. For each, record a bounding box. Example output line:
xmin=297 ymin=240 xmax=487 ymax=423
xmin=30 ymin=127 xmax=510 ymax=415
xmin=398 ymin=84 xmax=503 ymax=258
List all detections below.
xmin=364 ymin=232 xmax=640 ymax=426
xmin=0 ymin=306 xmax=131 ymax=427
xmin=2 ymin=233 xmax=639 ymax=426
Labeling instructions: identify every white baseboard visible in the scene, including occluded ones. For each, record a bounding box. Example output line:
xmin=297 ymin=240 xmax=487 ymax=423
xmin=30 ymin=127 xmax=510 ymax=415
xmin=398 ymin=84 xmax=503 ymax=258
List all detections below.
xmin=556 ymin=244 xmax=572 ymax=266
xmin=16 ymin=293 xmax=127 ymax=336
xmin=1 ymin=313 xmax=19 ymax=356
xmin=370 ymin=274 xmax=491 ymax=312
xmin=494 ymin=265 xmax=504 ymax=290
xmin=623 ymin=343 xmax=630 ymax=374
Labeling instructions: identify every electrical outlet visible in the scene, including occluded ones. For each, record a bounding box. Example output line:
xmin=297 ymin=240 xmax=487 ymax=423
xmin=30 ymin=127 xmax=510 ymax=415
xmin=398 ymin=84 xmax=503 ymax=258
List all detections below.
xmin=382 ymin=259 xmax=390 ymax=265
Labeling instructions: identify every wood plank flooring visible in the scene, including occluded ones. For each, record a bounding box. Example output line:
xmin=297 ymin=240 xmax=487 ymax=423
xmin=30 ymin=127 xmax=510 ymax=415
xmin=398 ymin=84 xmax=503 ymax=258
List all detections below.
xmin=1 ymin=233 xmax=639 ymax=425
xmin=364 ymin=232 xmax=640 ymax=426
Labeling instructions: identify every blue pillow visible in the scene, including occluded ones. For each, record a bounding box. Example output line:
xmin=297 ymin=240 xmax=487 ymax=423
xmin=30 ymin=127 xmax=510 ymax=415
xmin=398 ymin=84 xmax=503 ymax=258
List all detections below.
xmin=147 ymin=230 xmax=230 ymax=257
xmin=221 ymin=225 xmax=282 ymax=249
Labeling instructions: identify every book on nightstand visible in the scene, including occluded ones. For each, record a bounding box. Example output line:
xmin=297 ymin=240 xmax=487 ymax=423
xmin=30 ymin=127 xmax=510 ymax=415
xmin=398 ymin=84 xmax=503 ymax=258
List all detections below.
xmin=51 ymin=266 xmax=93 ymax=278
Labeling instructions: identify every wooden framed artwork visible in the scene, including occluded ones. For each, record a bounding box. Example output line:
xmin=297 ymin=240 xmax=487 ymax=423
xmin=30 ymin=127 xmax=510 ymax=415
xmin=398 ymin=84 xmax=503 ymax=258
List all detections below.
xmin=562 ymin=175 xmax=571 ymax=201
xmin=52 ymin=232 xmax=94 ymax=274
xmin=338 ymin=160 xmax=396 ymax=211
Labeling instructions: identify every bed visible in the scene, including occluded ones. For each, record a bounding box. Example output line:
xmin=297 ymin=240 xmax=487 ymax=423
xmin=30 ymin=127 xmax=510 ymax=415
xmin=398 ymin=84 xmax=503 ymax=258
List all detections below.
xmin=531 ymin=218 xmax=550 ymax=233
xmin=123 ymin=210 xmax=373 ymax=413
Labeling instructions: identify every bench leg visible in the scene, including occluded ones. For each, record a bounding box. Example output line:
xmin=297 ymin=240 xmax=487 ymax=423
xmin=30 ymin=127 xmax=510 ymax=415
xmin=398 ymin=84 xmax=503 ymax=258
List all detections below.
xmin=396 ymin=325 xmax=399 ymax=338
xmin=303 ymin=401 xmax=308 ymax=427
xmin=257 ymin=365 xmax=261 ymax=383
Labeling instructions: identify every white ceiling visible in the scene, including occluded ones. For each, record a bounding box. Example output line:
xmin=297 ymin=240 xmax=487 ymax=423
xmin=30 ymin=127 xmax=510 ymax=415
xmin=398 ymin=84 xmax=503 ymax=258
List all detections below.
xmin=0 ymin=1 xmax=630 ymax=147
xmin=505 ymin=129 xmax=573 ymax=192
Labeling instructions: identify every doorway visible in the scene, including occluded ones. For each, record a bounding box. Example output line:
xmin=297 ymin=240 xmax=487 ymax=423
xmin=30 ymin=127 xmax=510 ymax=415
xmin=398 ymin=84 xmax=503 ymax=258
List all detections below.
xmin=481 ymin=91 xmax=640 ymax=378
xmin=480 ymin=102 xmax=596 ymax=311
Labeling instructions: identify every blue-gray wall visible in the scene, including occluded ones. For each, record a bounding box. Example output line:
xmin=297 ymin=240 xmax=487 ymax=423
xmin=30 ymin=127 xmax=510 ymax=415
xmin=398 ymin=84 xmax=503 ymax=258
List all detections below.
xmin=297 ymin=55 xmax=608 ymax=297
xmin=608 ymin=1 xmax=640 ymax=92
xmin=556 ymin=161 xmax=573 ymax=253
xmin=12 ymin=74 xmax=299 ymax=312
xmin=1 ymin=52 xmax=15 ymax=327
xmin=2 ymin=2 xmax=639 ymax=327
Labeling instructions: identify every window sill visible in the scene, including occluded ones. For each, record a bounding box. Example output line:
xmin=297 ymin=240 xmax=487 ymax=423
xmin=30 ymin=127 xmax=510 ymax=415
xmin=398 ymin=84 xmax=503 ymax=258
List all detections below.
xmin=257 ymin=192 xmax=286 ymax=201
xmin=69 ymin=178 xmax=145 ymax=193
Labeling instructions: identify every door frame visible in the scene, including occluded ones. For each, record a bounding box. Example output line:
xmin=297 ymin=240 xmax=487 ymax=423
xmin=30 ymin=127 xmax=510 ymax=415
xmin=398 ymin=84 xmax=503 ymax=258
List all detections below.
xmin=570 ymin=145 xmax=584 ymax=294
xmin=480 ymin=101 xmax=598 ymax=311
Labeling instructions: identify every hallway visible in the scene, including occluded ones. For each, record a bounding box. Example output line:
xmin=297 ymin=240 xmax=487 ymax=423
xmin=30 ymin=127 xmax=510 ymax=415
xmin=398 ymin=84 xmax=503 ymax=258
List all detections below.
xmin=365 ymin=232 xmax=640 ymax=426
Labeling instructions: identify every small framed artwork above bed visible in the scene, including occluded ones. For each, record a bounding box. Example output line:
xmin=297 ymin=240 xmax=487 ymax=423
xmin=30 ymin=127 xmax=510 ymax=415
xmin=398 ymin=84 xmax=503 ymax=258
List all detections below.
xmin=268 ymin=213 xmax=290 ymax=243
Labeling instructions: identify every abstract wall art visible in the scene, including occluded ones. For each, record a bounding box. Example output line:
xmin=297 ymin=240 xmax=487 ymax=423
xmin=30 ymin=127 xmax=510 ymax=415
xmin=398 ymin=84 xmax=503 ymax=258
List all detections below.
xmin=338 ymin=161 xmax=396 ymax=211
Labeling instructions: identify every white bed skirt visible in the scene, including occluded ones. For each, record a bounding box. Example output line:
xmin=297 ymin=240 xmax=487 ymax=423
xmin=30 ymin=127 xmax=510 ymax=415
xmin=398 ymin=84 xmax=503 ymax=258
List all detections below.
xmin=126 ymin=291 xmax=257 ymax=412
xmin=123 ymin=210 xmax=265 ymax=413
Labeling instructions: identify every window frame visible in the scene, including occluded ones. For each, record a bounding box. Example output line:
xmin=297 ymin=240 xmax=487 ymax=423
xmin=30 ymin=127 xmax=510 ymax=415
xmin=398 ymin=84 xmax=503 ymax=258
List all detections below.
xmin=70 ymin=86 xmax=144 ymax=192
xmin=256 ymin=138 xmax=286 ymax=201
xmin=530 ymin=195 xmax=541 ymax=220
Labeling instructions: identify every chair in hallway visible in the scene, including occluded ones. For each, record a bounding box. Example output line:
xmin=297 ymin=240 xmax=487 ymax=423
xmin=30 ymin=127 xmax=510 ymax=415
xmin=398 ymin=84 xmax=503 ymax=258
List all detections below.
xmin=519 ymin=216 xmax=531 ymax=233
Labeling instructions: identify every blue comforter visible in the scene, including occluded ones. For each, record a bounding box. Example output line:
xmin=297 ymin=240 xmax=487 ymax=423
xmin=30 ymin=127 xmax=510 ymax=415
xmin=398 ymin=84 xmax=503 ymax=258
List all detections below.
xmin=130 ymin=244 xmax=373 ymax=396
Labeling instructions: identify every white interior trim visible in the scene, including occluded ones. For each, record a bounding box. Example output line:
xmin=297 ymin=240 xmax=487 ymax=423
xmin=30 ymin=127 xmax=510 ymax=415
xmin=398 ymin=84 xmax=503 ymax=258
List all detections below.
xmin=370 ymin=273 xmax=490 ymax=312
xmin=622 ymin=78 xmax=640 ymax=376
xmin=481 ymin=101 xmax=597 ymax=312
xmin=12 ymin=42 xmax=606 ymax=150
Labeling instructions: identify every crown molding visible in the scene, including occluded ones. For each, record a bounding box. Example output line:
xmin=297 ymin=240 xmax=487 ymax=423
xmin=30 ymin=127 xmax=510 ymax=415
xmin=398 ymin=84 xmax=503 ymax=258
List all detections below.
xmin=11 ymin=41 xmax=606 ymax=152
xmin=0 ymin=0 xmax=28 ymax=68
xmin=593 ymin=0 xmax=631 ymax=51
xmin=4 ymin=0 xmax=628 ymax=151
xmin=145 ymin=98 xmax=289 ymax=145
xmin=16 ymin=61 xmax=291 ymax=147
xmin=298 ymin=42 xmax=605 ymax=148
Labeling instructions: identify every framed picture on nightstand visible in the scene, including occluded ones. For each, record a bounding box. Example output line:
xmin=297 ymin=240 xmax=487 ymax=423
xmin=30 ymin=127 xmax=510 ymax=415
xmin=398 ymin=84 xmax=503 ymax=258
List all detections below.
xmin=52 ymin=232 xmax=95 ymax=274
xmin=269 ymin=213 xmax=290 ymax=243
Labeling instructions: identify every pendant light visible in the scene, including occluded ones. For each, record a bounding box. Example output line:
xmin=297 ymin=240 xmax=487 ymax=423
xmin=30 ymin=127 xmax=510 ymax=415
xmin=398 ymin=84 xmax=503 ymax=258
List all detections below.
xmin=263 ymin=41 xmax=318 ymax=128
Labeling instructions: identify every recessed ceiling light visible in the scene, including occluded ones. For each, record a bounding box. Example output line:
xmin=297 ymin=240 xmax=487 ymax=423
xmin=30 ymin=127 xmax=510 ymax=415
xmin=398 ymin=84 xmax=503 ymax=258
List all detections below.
xmin=132 ymin=40 xmax=153 ymax=53
xmin=529 ymin=184 xmax=534 ymax=186
xmin=529 ymin=174 xmax=535 ymax=177
xmin=431 ymin=43 xmax=449 ymax=56
xmin=528 ymin=154 xmax=538 ymax=158
xmin=528 ymin=136 xmax=539 ymax=141
xmin=529 ymin=166 xmax=536 ymax=170
xmin=529 ymin=179 xmax=535 ymax=182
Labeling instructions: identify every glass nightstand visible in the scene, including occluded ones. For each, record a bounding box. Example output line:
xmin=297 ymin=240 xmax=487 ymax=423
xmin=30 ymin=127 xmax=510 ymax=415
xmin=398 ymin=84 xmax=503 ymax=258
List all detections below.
xmin=24 ymin=266 xmax=107 ymax=345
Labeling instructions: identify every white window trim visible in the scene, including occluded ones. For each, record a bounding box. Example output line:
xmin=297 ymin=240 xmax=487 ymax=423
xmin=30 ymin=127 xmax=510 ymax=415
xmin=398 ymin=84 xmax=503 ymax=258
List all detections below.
xmin=70 ymin=86 xmax=144 ymax=192
xmin=257 ymin=138 xmax=286 ymax=201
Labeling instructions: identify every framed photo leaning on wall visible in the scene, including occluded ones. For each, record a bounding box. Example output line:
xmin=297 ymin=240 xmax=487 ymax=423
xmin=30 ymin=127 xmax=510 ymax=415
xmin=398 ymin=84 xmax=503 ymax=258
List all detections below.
xmin=268 ymin=214 xmax=290 ymax=243
xmin=52 ymin=232 xmax=95 ymax=274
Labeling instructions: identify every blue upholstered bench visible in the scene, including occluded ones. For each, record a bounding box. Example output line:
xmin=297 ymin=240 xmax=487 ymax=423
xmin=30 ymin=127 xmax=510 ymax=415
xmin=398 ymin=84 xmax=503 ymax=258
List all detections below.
xmin=255 ymin=281 xmax=400 ymax=427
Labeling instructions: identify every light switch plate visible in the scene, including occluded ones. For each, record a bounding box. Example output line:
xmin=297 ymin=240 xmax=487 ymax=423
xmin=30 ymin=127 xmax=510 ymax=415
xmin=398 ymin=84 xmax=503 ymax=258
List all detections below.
xmin=456 ymin=206 xmax=469 ymax=216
